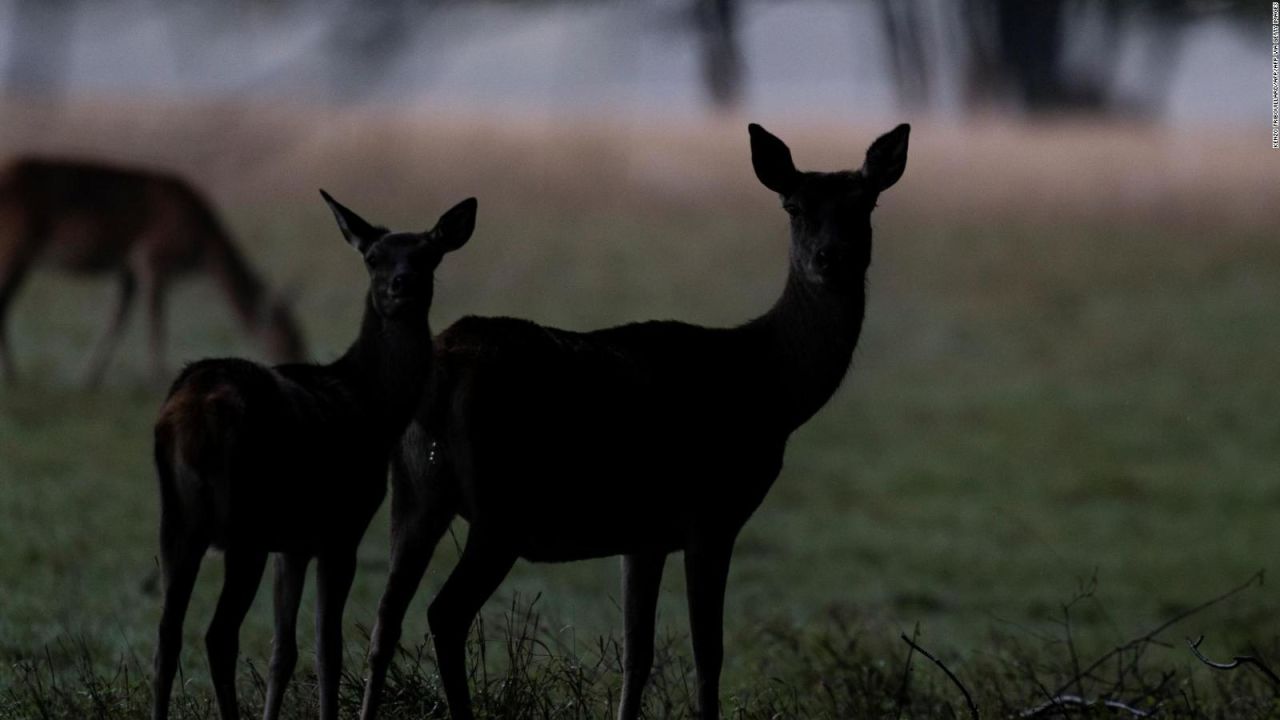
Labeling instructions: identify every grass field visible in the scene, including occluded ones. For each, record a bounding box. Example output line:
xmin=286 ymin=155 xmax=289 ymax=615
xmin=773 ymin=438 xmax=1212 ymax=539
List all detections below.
xmin=1 ymin=101 xmax=1279 ymax=717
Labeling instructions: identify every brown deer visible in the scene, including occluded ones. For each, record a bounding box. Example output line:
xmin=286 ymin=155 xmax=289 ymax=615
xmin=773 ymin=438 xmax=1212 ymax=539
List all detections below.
xmin=358 ymin=123 xmax=910 ymax=720
xmin=0 ymin=158 xmax=305 ymax=386
xmin=150 ymin=192 xmax=476 ymax=720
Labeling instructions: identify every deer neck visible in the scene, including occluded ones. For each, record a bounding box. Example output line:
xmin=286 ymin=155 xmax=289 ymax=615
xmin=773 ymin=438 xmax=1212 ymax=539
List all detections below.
xmin=752 ymin=267 xmax=866 ymax=432
xmin=339 ymin=295 xmax=434 ymax=433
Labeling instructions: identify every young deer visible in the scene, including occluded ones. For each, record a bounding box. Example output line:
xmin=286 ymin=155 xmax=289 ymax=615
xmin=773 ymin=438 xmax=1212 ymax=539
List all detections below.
xmin=0 ymin=158 xmax=305 ymax=386
xmin=150 ymin=192 xmax=476 ymax=720
xmin=358 ymin=123 xmax=910 ymax=720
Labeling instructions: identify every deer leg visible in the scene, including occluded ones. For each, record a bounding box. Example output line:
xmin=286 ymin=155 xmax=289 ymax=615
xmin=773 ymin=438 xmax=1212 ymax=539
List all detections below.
xmin=262 ymin=552 xmax=309 ymax=720
xmin=360 ymin=499 xmax=455 ymax=720
xmin=618 ymin=552 xmax=667 ymax=720
xmin=315 ymin=550 xmax=357 ymax=720
xmin=151 ymin=525 xmax=208 ymax=720
xmin=142 ymin=271 xmax=169 ymax=381
xmin=0 ymin=250 xmax=29 ymax=384
xmin=684 ymin=539 xmax=734 ymax=720
xmin=427 ymin=529 xmax=517 ymax=720
xmin=206 ymin=548 xmax=268 ymax=720
xmin=82 ymin=271 xmax=136 ymax=388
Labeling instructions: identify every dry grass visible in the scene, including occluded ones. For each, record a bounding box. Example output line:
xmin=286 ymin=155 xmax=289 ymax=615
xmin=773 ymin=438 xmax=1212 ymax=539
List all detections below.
xmin=3 ymin=97 xmax=1275 ymax=227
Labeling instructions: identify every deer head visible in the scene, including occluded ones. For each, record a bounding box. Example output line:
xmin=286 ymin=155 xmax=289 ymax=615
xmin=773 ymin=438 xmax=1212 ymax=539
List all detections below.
xmin=749 ymin=123 xmax=909 ymax=290
xmin=320 ymin=190 xmax=476 ymax=321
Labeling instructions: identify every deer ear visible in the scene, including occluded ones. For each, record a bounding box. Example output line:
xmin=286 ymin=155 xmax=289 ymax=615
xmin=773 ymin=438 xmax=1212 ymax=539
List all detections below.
xmin=749 ymin=123 xmax=799 ymax=195
xmin=431 ymin=197 xmax=477 ymax=252
xmin=320 ymin=189 xmax=380 ymax=254
xmin=861 ymin=123 xmax=910 ymax=193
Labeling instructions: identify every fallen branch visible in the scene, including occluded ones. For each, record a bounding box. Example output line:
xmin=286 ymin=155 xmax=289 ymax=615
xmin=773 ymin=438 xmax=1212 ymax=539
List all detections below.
xmin=1187 ymin=635 xmax=1280 ymax=687
xmin=899 ymin=633 xmax=979 ymax=720
xmin=1018 ymin=693 xmax=1151 ymax=718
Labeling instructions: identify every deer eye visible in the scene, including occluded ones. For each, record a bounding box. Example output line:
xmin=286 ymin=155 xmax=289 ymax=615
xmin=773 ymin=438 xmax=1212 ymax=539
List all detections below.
xmin=783 ymin=203 xmax=800 ymax=217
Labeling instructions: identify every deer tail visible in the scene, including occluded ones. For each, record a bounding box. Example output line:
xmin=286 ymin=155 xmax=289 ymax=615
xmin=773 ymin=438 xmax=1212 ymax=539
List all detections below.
xmin=154 ymin=378 xmax=245 ymax=533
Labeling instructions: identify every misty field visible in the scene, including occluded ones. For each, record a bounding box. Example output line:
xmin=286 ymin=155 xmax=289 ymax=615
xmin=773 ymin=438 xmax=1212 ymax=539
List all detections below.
xmin=1 ymin=104 xmax=1279 ymax=717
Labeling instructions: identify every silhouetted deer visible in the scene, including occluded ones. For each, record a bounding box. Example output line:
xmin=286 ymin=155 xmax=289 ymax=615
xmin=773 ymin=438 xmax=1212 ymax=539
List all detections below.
xmin=359 ymin=123 xmax=910 ymax=720
xmin=150 ymin=192 xmax=476 ymax=720
xmin=0 ymin=158 xmax=304 ymax=386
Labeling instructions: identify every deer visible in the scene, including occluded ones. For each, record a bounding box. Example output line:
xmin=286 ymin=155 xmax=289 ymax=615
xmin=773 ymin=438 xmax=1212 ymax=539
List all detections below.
xmin=150 ymin=191 xmax=476 ymax=720
xmin=0 ymin=158 xmax=305 ymax=386
xmin=357 ymin=122 xmax=910 ymax=720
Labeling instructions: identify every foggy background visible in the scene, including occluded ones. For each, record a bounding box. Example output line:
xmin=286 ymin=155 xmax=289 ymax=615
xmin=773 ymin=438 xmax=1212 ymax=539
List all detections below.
xmin=0 ymin=0 xmax=1262 ymax=124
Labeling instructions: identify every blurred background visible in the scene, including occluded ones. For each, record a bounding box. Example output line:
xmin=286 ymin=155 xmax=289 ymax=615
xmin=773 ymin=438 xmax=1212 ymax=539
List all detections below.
xmin=0 ymin=0 xmax=1262 ymax=120
xmin=0 ymin=0 xmax=1277 ymax=716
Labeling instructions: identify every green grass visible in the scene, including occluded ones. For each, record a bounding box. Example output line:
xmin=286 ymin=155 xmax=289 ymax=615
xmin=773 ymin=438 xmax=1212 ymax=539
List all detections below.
xmin=2 ymin=188 xmax=1279 ymax=717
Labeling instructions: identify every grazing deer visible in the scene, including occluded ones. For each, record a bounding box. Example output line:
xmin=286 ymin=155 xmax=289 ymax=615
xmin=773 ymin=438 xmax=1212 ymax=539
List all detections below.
xmin=0 ymin=158 xmax=305 ymax=386
xmin=358 ymin=123 xmax=910 ymax=720
xmin=150 ymin=191 xmax=476 ymax=720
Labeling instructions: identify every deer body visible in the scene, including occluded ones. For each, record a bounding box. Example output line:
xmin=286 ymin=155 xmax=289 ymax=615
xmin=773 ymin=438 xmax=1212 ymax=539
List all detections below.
xmin=360 ymin=124 xmax=909 ymax=720
xmin=432 ymin=285 xmax=860 ymax=563
xmin=150 ymin=193 xmax=476 ymax=720
xmin=157 ymin=332 xmax=419 ymax=553
xmin=0 ymin=158 xmax=304 ymax=385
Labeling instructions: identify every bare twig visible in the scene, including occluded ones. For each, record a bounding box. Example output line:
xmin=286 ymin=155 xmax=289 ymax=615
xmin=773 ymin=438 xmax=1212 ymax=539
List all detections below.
xmin=1187 ymin=635 xmax=1280 ymax=687
xmin=1057 ymin=571 xmax=1096 ymax=702
xmin=895 ymin=623 xmax=920 ymax=720
xmin=1049 ymin=570 xmax=1264 ymax=698
xmin=899 ymin=633 xmax=979 ymax=720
